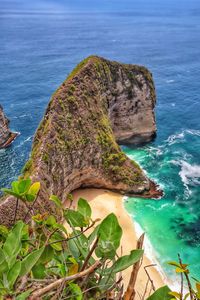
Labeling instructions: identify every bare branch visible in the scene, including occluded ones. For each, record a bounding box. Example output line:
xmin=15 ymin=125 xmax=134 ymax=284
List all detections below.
xmin=141 ymin=278 xmax=150 ymax=300
xmin=29 ymin=261 xmax=102 ymax=299
xmin=47 ymin=222 xmax=95 ymax=246
xmin=178 ymin=254 xmax=184 ymax=300
xmin=81 ymin=237 xmax=99 ymax=272
xmin=178 ymin=253 xmax=193 ymax=300
xmin=123 ymin=233 xmax=145 ymax=300
xmin=144 ymin=264 xmax=156 ymax=292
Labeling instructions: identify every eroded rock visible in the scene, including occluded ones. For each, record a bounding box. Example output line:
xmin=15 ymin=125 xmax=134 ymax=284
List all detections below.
xmin=0 ymin=105 xmax=18 ymax=149
xmin=0 ymin=56 xmax=161 ymax=226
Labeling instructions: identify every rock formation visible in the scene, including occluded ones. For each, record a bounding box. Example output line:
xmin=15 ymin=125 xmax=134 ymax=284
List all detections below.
xmin=0 ymin=105 xmax=18 ymax=148
xmin=0 ymin=56 xmax=161 ymax=226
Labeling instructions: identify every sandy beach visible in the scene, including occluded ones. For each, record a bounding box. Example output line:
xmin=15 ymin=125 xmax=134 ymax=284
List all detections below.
xmin=71 ymin=188 xmax=166 ymax=299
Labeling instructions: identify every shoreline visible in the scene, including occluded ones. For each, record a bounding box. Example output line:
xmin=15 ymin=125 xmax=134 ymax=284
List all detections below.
xmin=72 ymin=188 xmax=166 ymax=299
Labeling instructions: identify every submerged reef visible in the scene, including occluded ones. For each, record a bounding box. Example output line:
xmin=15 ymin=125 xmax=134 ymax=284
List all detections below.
xmin=0 ymin=56 xmax=162 ymax=225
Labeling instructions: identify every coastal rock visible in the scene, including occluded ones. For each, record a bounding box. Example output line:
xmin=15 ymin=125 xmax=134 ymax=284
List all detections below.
xmin=0 ymin=105 xmax=18 ymax=148
xmin=108 ymin=66 xmax=156 ymax=145
xmin=0 ymin=56 xmax=161 ymax=226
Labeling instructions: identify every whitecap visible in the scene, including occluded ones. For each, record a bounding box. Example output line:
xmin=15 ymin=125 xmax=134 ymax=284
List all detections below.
xmin=147 ymin=146 xmax=164 ymax=156
xmin=185 ymin=129 xmax=200 ymax=137
xmin=15 ymin=135 xmax=33 ymax=149
xmin=166 ymin=132 xmax=185 ymax=146
xmin=24 ymin=135 xmax=33 ymax=142
xmin=166 ymin=79 xmax=175 ymax=83
xmin=165 ymin=129 xmax=200 ymax=147
xmin=179 ymin=161 xmax=200 ymax=187
xmin=170 ymin=160 xmax=200 ymax=197
xmin=160 ymin=203 xmax=170 ymax=209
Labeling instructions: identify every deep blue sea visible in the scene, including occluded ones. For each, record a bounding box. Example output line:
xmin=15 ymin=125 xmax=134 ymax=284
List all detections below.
xmin=0 ymin=0 xmax=200 ymax=282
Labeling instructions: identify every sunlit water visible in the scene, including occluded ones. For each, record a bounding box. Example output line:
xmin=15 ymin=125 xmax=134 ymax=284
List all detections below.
xmin=0 ymin=0 xmax=200 ymax=281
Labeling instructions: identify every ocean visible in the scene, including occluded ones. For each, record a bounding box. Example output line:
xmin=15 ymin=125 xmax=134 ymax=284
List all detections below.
xmin=0 ymin=0 xmax=200 ymax=281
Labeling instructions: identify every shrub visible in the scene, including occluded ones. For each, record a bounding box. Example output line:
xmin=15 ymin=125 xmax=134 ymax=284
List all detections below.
xmin=1 ymin=178 xmax=199 ymax=299
xmin=0 ymin=179 xmax=143 ymax=299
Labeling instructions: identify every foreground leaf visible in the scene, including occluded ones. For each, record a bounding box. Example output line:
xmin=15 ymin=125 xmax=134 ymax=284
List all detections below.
xmin=169 ymin=291 xmax=181 ymax=299
xmin=32 ymin=263 xmax=46 ymax=279
xmin=77 ymin=198 xmax=91 ymax=223
xmin=107 ymin=249 xmax=144 ymax=274
xmin=18 ymin=179 xmax=31 ymax=194
xmin=147 ymin=286 xmax=171 ymax=300
xmin=68 ymin=283 xmax=83 ymax=300
xmin=0 ymin=225 xmax=9 ymax=238
xmin=50 ymin=195 xmax=62 ymax=208
xmin=38 ymin=246 xmax=54 ymax=264
xmin=7 ymin=260 xmax=21 ymax=288
xmin=49 ymin=232 xmax=64 ymax=251
xmin=0 ymin=248 xmax=7 ymax=273
xmin=28 ymin=182 xmax=40 ymax=196
xmin=168 ymin=261 xmax=181 ymax=268
xmin=95 ymin=213 xmax=122 ymax=258
xmin=3 ymin=221 xmax=24 ymax=267
xmin=16 ymin=290 xmax=32 ymax=300
xmin=1 ymin=188 xmax=21 ymax=199
xmin=64 ymin=210 xmax=86 ymax=228
xmin=20 ymin=247 xmax=44 ymax=276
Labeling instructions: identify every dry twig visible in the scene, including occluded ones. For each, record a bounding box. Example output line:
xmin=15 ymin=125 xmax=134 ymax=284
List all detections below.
xmin=123 ymin=233 xmax=145 ymax=300
xmin=144 ymin=264 xmax=156 ymax=292
xmin=29 ymin=261 xmax=101 ymax=299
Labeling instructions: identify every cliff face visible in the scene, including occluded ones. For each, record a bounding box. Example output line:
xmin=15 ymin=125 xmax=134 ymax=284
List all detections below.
xmin=108 ymin=64 xmax=156 ymax=145
xmin=0 ymin=105 xmax=18 ymax=148
xmin=0 ymin=56 xmax=161 ymax=226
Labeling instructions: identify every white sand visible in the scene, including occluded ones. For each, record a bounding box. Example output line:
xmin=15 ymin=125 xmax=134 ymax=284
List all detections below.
xmin=70 ymin=188 xmax=167 ymax=299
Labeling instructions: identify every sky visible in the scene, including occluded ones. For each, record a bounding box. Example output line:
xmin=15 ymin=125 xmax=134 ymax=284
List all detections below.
xmin=1 ymin=0 xmax=200 ymax=15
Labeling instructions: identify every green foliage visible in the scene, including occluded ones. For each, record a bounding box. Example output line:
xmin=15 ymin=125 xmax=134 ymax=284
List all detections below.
xmin=77 ymin=198 xmax=92 ymax=224
xmin=148 ymin=259 xmax=200 ymax=300
xmin=106 ymin=249 xmax=144 ymax=274
xmin=0 ymin=220 xmax=43 ymax=294
xmin=50 ymin=194 xmax=62 ymax=208
xmin=68 ymin=283 xmax=83 ymax=300
xmin=95 ymin=213 xmax=122 ymax=259
xmin=147 ymin=286 xmax=172 ymax=300
xmin=3 ymin=221 xmax=24 ymax=268
xmin=0 ymin=178 xmax=143 ymax=299
xmin=16 ymin=290 xmax=32 ymax=300
xmin=1 ymin=178 xmax=200 ymax=300
xmin=1 ymin=178 xmax=40 ymax=202
xmin=20 ymin=247 xmax=44 ymax=277
xmin=64 ymin=209 xmax=86 ymax=228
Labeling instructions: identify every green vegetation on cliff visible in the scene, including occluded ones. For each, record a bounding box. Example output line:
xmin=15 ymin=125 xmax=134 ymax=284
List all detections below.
xmin=21 ymin=56 xmax=156 ymax=202
xmin=0 ymin=56 xmax=160 ymax=234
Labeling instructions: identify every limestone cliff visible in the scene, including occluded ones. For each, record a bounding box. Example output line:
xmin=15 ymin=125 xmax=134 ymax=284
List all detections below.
xmin=0 ymin=56 xmax=161 ymax=226
xmin=0 ymin=105 xmax=18 ymax=149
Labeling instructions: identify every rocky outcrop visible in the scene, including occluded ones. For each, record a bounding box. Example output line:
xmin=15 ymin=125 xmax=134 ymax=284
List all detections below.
xmin=108 ymin=66 xmax=156 ymax=145
xmin=0 ymin=105 xmax=18 ymax=148
xmin=0 ymin=56 xmax=161 ymax=226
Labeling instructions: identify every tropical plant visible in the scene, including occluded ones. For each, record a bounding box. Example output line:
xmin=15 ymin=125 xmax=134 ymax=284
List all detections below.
xmin=2 ymin=178 xmax=40 ymax=224
xmin=0 ymin=178 xmax=143 ymax=299
xmin=146 ymin=257 xmax=200 ymax=300
xmin=1 ymin=178 xmax=199 ymax=300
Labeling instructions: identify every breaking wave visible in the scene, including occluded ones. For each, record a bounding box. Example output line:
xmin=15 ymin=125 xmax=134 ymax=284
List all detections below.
xmin=179 ymin=161 xmax=200 ymax=187
xmin=165 ymin=129 xmax=200 ymax=146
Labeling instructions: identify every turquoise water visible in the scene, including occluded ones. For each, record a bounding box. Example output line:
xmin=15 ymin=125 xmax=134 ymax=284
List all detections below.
xmin=124 ymin=131 xmax=200 ymax=279
xmin=0 ymin=0 xmax=200 ymax=282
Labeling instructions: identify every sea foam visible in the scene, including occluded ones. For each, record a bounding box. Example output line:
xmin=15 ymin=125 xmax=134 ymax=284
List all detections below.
xmin=179 ymin=160 xmax=200 ymax=186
